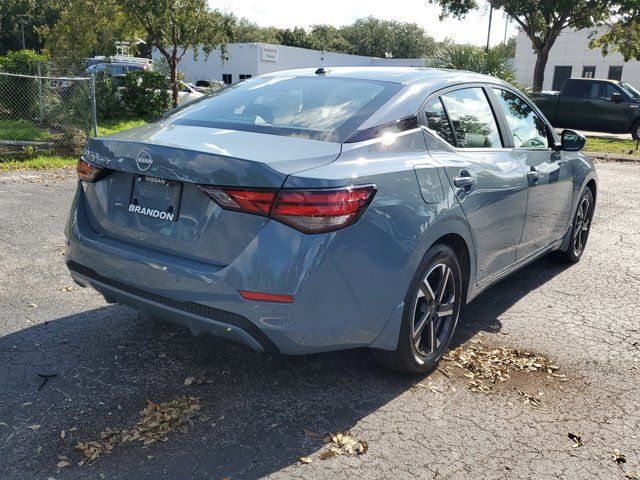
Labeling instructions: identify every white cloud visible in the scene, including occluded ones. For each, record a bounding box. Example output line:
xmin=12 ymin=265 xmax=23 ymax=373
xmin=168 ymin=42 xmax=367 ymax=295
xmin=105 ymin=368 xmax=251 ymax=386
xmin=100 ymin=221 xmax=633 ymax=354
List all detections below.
xmin=210 ymin=0 xmax=519 ymax=48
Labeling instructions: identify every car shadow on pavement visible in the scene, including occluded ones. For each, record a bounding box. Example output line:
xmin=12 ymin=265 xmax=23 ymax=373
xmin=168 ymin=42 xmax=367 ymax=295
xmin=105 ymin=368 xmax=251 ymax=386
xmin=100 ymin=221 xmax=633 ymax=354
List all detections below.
xmin=0 ymin=256 xmax=570 ymax=479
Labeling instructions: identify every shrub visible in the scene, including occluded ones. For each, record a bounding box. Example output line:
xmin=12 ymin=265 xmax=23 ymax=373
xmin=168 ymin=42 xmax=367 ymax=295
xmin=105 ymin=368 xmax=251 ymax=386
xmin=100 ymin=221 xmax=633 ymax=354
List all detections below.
xmin=121 ymin=71 xmax=171 ymax=119
xmin=0 ymin=50 xmax=50 ymax=120
xmin=426 ymin=43 xmax=516 ymax=84
xmin=0 ymin=50 xmax=49 ymax=75
xmin=94 ymin=72 xmax=124 ymax=120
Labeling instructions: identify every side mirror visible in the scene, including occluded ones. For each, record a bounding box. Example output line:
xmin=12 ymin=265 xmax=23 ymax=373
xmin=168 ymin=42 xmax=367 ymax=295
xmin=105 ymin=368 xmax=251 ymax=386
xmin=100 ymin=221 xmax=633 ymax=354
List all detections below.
xmin=611 ymin=92 xmax=624 ymax=103
xmin=561 ymin=129 xmax=586 ymax=152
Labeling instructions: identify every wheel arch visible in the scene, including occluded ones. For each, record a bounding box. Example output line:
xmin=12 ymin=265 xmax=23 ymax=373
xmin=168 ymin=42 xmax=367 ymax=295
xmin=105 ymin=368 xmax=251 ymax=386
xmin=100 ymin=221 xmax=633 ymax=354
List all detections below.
xmin=369 ymin=216 xmax=476 ymax=351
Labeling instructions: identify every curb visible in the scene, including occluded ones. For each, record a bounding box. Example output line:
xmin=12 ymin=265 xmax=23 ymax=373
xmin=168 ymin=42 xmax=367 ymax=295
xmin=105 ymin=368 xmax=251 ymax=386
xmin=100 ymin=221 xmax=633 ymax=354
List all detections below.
xmin=584 ymin=151 xmax=640 ymax=163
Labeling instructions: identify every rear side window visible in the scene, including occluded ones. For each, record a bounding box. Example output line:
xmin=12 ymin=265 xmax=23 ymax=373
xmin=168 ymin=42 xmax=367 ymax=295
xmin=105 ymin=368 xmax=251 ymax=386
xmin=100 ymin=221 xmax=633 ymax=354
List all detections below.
xmin=424 ymin=98 xmax=456 ymax=145
xmin=493 ymin=89 xmax=548 ymax=149
xmin=440 ymin=88 xmax=502 ymax=148
xmin=165 ymin=76 xmax=402 ymax=142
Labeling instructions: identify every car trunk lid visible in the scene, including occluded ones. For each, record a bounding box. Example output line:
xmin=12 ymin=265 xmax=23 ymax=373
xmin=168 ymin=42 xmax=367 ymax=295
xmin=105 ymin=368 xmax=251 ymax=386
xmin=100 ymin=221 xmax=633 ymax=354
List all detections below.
xmin=80 ymin=124 xmax=341 ymax=265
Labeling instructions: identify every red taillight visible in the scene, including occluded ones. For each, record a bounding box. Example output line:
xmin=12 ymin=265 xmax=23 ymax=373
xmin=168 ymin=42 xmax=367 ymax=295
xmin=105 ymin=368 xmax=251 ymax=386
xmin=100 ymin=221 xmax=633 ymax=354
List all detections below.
xmin=239 ymin=290 xmax=294 ymax=303
xmin=197 ymin=186 xmax=276 ymax=216
xmin=77 ymin=157 xmax=103 ymax=182
xmin=198 ymin=184 xmax=376 ymax=234
xmin=271 ymin=186 xmax=376 ymax=233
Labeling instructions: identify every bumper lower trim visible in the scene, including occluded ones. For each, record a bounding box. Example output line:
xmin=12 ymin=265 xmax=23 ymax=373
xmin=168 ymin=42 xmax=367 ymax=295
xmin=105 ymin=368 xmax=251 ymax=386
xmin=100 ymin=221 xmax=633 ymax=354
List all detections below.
xmin=66 ymin=260 xmax=279 ymax=353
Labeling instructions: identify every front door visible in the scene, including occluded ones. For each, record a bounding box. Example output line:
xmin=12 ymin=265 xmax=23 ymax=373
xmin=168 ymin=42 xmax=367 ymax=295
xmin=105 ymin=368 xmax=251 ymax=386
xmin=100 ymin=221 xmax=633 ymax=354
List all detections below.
xmin=423 ymin=87 xmax=528 ymax=284
xmin=490 ymin=88 xmax=574 ymax=260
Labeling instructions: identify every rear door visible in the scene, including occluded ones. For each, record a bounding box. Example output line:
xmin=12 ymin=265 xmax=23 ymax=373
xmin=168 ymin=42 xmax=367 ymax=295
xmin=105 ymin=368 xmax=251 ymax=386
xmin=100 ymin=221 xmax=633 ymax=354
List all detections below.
xmin=422 ymin=85 xmax=528 ymax=284
xmin=490 ymin=87 xmax=574 ymax=260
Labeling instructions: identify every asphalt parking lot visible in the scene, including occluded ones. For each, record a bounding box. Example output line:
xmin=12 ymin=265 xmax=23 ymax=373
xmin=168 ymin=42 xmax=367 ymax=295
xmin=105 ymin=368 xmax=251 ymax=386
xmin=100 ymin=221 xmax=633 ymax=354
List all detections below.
xmin=1 ymin=162 xmax=639 ymax=480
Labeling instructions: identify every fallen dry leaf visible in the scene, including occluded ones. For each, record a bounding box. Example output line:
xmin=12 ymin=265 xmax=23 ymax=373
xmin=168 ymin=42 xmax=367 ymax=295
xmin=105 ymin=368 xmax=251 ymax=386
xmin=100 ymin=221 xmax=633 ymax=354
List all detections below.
xmin=56 ymin=460 xmax=70 ymax=469
xmin=75 ymin=396 xmax=201 ymax=461
xmin=60 ymin=286 xmax=75 ymax=292
xmin=27 ymin=424 xmax=41 ymax=430
xmin=567 ymin=432 xmax=583 ymax=448
xmin=612 ymin=450 xmax=627 ymax=464
xmin=303 ymin=428 xmax=322 ymax=438
xmin=445 ymin=340 xmax=558 ymax=393
xmin=184 ymin=377 xmax=195 ymax=386
xmin=61 ymin=430 xmax=65 ymax=439
xmin=28 ymin=303 xmax=38 ymax=308
xmin=357 ymin=440 xmax=368 ymax=455
xmin=625 ymin=471 xmax=640 ymax=479
xmin=319 ymin=448 xmax=341 ymax=460
xmin=319 ymin=431 xmax=367 ymax=459
xmin=299 ymin=456 xmax=313 ymax=464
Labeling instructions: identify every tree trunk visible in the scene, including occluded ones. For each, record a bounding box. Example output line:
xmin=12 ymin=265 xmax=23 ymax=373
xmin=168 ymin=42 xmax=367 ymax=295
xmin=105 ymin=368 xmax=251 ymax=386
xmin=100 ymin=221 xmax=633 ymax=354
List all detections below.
xmin=170 ymin=58 xmax=179 ymax=108
xmin=532 ymin=49 xmax=549 ymax=92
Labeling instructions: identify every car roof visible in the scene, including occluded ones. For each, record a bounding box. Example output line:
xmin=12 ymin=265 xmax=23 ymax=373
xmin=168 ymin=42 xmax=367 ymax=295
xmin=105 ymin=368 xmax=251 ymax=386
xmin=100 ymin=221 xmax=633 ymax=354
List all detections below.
xmin=261 ymin=67 xmax=502 ymax=86
xmin=263 ymin=67 xmax=512 ymax=131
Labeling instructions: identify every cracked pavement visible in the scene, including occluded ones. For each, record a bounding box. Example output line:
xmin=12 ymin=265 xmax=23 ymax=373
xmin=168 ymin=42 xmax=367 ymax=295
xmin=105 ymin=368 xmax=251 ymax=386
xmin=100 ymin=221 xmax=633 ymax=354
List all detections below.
xmin=0 ymin=162 xmax=639 ymax=480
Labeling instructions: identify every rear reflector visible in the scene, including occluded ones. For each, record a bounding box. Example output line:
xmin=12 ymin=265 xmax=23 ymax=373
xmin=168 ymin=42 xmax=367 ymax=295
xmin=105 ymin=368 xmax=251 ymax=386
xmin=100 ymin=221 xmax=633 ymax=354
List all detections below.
xmin=198 ymin=184 xmax=376 ymax=234
xmin=239 ymin=290 xmax=294 ymax=303
xmin=77 ymin=157 xmax=103 ymax=182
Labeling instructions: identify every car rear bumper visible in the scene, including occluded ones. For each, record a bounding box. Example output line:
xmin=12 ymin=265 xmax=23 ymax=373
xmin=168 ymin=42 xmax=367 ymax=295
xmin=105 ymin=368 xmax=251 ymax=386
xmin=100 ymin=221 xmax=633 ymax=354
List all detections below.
xmin=67 ymin=261 xmax=277 ymax=352
xmin=65 ymin=185 xmax=416 ymax=354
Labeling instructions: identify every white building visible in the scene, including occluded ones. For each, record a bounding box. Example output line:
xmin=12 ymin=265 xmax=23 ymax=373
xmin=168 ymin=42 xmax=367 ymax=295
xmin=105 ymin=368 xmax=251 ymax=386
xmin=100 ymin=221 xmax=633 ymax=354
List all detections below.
xmin=154 ymin=42 xmax=423 ymax=85
xmin=515 ymin=27 xmax=640 ymax=91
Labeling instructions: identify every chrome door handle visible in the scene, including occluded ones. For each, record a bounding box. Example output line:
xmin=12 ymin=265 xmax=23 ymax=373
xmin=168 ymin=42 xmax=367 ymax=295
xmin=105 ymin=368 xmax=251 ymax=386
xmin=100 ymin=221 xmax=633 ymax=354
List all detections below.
xmin=453 ymin=174 xmax=477 ymax=190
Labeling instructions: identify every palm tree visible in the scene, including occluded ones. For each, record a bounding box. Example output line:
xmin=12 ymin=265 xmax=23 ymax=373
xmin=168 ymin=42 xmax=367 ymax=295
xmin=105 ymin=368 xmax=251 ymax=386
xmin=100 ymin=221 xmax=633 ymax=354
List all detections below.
xmin=426 ymin=43 xmax=517 ymax=85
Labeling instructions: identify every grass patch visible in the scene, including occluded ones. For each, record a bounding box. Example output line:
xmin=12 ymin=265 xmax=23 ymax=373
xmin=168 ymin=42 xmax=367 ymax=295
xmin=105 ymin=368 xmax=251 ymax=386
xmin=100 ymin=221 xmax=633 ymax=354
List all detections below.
xmin=0 ymin=119 xmax=52 ymax=142
xmin=0 ymin=154 xmax=76 ymax=172
xmin=98 ymin=117 xmax=146 ymax=136
xmin=585 ymin=136 xmax=639 ymax=156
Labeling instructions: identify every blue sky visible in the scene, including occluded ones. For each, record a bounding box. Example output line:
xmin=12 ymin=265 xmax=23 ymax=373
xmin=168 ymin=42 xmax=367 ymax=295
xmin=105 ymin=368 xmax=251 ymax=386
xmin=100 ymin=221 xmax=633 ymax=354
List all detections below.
xmin=210 ymin=0 xmax=519 ymax=48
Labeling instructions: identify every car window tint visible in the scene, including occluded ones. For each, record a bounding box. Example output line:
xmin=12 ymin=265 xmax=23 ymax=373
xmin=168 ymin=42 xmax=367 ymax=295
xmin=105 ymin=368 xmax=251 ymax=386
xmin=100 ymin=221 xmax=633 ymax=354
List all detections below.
xmin=493 ymin=89 xmax=548 ymax=149
xmin=424 ymin=97 xmax=455 ymax=145
xmin=566 ymin=81 xmax=591 ymax=97
xmin=440 ymin=88 xmax=502 ymax=148
xmin=109 ymin=65 xmax=125 ymax=75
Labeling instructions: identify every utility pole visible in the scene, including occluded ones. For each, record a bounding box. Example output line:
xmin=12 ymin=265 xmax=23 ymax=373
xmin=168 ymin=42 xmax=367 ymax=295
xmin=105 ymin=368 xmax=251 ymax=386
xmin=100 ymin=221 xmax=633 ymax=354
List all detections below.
xmin=16 ymin=14 xmax=28 ymax=49
xmin=504 ymin=16 xmax=509 ymax=44
xmin=485 ymin=5 xmax=493 ymax=52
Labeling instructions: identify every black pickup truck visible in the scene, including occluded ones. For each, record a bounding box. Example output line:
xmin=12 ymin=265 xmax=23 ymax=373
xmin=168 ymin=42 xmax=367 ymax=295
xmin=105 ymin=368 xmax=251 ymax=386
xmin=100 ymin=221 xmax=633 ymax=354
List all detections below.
xmin=532 ymin=78 xmax=640 ymax=139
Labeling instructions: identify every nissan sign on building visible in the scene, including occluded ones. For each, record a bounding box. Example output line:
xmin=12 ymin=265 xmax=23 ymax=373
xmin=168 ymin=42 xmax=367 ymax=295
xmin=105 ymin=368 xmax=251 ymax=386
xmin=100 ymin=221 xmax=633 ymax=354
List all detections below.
xmin=261 ymin=46 xmax=278 ymax=62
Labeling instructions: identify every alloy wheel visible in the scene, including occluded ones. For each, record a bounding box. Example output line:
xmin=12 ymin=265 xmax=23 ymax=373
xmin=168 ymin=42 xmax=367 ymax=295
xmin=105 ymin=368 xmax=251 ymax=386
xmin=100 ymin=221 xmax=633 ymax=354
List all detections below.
xmin=573 ymin=196 xmax=592 ymax=256
xmin=412 ymin=263 xmax=456 ymax=356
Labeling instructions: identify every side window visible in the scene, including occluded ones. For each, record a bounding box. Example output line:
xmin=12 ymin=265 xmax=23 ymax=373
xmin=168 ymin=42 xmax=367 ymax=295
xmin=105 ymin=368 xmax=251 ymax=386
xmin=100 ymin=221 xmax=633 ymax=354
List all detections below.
xmin=493 ymin=89 xmax=548 ymax=149
xmin=424 ymin=97 xmax=456 ymax=145
xmin=440 ymin=88 xmax=502 ymax=148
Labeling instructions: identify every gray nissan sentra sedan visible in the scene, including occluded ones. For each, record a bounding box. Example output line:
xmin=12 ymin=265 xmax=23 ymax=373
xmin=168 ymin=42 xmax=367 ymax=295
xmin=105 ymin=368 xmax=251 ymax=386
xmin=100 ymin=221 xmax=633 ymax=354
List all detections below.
xmin=66 ymin=67 xmax=597 ymax=374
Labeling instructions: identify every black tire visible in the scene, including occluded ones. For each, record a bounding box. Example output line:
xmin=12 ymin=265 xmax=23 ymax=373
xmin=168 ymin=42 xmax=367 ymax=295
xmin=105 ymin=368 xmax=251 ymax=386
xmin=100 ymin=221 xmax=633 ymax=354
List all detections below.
xmin=372 ymin=243 xmax=463 ymax=374
xmin=555 ymin=187 xmax=594 ymax=263
xmin=632 ymin=119 xmax=640 ymax=141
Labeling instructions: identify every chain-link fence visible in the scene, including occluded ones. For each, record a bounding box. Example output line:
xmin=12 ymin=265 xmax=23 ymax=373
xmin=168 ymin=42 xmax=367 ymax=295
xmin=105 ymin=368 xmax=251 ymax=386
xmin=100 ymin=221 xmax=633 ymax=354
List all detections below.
xmin=0 ymin=71 xmax=97 ymax=155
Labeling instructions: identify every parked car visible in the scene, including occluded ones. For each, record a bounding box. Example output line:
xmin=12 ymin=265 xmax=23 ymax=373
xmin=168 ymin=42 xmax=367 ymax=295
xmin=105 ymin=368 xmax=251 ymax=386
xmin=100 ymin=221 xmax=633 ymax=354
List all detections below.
xmin=532 ymin=78 xmax=640 ymax=139
xmin=176 ymin=82 xmax=204 ymax=106
xmin=67 ymin=68 xmax=597 ymax=374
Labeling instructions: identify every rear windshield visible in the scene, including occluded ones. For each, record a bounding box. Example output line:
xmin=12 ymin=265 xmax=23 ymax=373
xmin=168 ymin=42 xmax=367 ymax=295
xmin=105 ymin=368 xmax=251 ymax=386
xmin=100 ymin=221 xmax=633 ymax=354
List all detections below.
xmin=163 ymin=76 xmax=402 ymax=142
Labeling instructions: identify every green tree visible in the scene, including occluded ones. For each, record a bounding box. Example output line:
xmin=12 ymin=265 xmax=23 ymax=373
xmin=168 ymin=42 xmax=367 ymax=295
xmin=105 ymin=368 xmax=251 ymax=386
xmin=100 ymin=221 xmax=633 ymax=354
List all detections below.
xmin=41 ymin=0 xmax=137 ymax=71
xmin=0 ymin=0 xmax=61 ymax=55
xmin=591 ymin=1 xmax=640 ymax=61
xmin=341 ymin=17 xmax=437 ymax=58
xmin=428 ymin=0 xmax=619 ymax=92
xmin=119 ymin=0 xmax=232 ymax=108
xmin=230 ymin=16 xmax=279 ymax=44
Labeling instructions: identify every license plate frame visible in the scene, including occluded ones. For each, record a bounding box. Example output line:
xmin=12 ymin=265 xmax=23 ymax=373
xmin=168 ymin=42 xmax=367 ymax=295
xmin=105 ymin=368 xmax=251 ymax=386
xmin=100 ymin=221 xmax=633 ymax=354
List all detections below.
xmin=129 ymin=175 xmax=182 ymax=222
